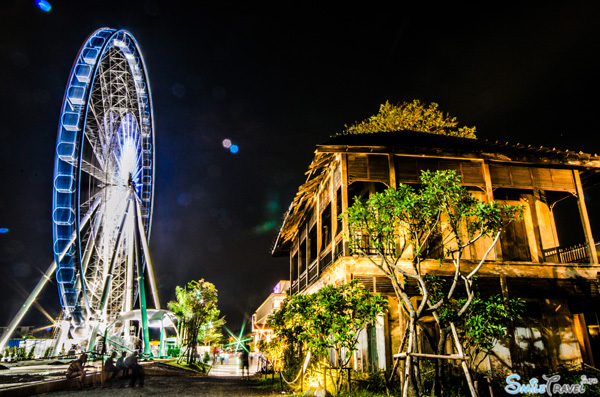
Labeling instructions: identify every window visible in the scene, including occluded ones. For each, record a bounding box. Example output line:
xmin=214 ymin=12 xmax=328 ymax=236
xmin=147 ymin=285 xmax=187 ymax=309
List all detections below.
xmin=367 ymin=324 xmax=379 ymax=371
xmin=321 ymin=203 xmax=332 ymax=252
xmin=336 ymin=188 xmax=343 ymax=237
xmin=299 ymin=240 xmax=306 ymax=274
xmin=308 ymin=225 xmax=317 ymax=264
xmin=291 ymin=252 xmax=298 ymax=281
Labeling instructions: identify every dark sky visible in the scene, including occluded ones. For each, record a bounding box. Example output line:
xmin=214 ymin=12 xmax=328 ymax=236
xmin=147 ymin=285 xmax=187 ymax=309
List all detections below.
xmin=1 ymin=3 xmax=599 ymax=334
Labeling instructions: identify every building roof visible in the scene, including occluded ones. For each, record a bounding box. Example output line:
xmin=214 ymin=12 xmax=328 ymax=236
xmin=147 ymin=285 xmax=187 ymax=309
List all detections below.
xmin=272 ymin=130 xmax=600 ymax=256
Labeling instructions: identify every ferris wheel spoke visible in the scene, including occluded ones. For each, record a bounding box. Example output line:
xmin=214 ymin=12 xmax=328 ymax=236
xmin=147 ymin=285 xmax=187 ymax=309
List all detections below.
xmin=77 ymin=197 xmax=105 ymax=318
xmin=97 ymin=194 xmax=133 ymax=318
xmin=80 ymin=158 xmax=106 ymax=184
xmin=82 ymin=125 xmax=107 ymax=172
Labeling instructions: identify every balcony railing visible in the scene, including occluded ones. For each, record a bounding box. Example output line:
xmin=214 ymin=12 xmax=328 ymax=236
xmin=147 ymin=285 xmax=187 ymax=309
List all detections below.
xmin=542 ymin=242 xmax=599 ymax=264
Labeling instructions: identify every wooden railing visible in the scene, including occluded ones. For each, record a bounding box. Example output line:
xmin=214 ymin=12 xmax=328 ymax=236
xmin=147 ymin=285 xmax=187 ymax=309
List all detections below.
xmin=542 ymin=242 xmax=598 ymax=263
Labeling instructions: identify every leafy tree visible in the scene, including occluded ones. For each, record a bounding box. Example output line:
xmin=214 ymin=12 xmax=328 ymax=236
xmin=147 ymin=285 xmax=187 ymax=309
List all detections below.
xmin=168 ymin=279 xmax=222 ymax=365
xmin=198 ymin=316 xmax=225 ymax=347
xmin=269 ymin=280 xmax=387 ymax=395
xmin=340 ymin=100 xmax=476 ymax=138
xmin=343 ymin=170 xmax=522 ymax=396
xmin=426 ymin=275 xmax=524 ymax=370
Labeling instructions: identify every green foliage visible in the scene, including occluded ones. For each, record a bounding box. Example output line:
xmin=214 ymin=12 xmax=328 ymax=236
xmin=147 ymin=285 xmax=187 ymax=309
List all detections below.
xmin=167 ymin=279 xmax=223 ymax=365
xmin=426 ymin=274 xmax=524 ymax=369
xmin=340 ymin=100 xmax=477 ymax=139
xmin=198 ymin=316 xmax=225 ymax=346
xmin=343 ymin=169 xmax=523 ymax=394
xmin=269 ymin=281 xmax=387 ymax=394
xmin=270 ymin=280 xmax=387 ymax=366
xmin=343 ymin=170 xmax=522 ymax=314
xmin=257 ymin=338 xmax=285 ymax=363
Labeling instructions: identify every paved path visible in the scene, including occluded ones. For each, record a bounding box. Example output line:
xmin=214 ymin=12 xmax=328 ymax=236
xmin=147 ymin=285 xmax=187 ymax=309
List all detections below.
xmin=40 ymin=375 xmax=282 ymax=396
xmin=1 ymin=357 xmax=283 ymax=396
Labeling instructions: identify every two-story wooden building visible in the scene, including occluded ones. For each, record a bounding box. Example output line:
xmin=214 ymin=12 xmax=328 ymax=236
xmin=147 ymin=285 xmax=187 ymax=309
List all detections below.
xmin=271 ymin=130 xmax=600 ymax=374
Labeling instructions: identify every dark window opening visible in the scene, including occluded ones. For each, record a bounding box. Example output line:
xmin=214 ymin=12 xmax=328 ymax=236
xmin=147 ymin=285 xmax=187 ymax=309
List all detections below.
xmin=308 ymin=225 xmax=317 ymax=264
xmin=321 ymin=203 xmax=332 ymax=252
xmin=299 ymin=240 xmax=306 ymax=274
xmin=291 ymin=252 xmax=298 ymax=281
xmin=348 ymin=181 xmax=388 ymax=204
xmin=336 ymin=187 xmax=343 ymax=236
xmin=367 ymin=324 xmax=378 ymax=372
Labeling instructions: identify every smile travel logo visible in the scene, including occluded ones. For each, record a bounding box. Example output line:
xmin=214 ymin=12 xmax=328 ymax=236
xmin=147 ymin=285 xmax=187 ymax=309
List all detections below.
xmin=505 ymin=373 xmax=597 ymax=395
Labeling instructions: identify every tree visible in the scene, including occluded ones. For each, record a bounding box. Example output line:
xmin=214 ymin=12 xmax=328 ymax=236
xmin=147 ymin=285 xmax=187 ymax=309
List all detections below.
xmin=340 ymin=100 xmax=477 ymax=139
xmin=198 ymin=316 xmax=225 ymax=347
xmin=168 ymin=279 xmax=222 ymax=365
xmin=343 ymin=170 xmax=522 ymax=396
xmin=427 ymin=276 xmax=524 ymax=370
xmin=269 ymin=280 xmax=388 ymax=395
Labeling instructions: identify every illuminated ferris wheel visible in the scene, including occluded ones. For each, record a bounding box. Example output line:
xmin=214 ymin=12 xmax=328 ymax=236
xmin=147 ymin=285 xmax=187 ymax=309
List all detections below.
xmin=52 ymin=28 xmax=159 ymax=344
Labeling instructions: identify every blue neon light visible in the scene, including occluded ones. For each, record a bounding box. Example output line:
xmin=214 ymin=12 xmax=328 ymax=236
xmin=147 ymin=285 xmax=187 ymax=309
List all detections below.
xmin=229 ymin=144 xmax=239 ymax=154
xmin=0 ymin=228 xmax=9 ymax=234
xmin=35 ymin=0 xmax=52 ymax=12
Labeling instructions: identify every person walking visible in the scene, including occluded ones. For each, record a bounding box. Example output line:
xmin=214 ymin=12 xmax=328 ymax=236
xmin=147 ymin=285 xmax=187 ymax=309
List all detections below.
xmin=240 ymin=345 xmax=250 ymax=380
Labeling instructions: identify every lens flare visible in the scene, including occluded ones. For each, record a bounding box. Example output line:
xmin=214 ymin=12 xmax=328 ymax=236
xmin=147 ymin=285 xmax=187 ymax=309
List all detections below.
xmin=35 ymin=0 xmax=52 ymax=12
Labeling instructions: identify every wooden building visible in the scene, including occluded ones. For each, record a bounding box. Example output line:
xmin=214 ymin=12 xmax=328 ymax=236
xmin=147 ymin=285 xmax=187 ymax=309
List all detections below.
xmin=271 ymin=130 xmax=600 ymax=374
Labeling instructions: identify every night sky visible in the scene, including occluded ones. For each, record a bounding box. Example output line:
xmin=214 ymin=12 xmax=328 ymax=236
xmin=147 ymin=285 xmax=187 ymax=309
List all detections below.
xmin=1 ymin=3 xmax=599 ymax=334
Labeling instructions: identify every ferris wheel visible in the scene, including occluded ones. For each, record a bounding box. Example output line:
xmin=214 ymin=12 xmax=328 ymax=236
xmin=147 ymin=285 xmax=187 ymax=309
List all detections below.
xmin=52 ymin=28 xmax=159 ymax=344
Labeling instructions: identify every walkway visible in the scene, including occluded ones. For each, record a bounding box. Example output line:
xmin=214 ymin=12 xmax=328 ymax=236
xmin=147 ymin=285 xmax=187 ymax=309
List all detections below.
xmin=0 ymin=357 xmax=280 ymax=396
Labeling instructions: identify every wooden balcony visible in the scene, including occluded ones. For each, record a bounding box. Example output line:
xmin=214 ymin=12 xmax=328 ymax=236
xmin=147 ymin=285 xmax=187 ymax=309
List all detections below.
xmin=542 ymin=242 xmax=600 ymax=264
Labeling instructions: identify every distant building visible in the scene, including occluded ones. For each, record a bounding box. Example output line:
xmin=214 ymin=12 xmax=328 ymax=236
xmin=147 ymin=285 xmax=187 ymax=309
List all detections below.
xmin=271 ymin=130 xmax=600 ymax=375
xmin=252 ymin=280 xmax=289 ymax=346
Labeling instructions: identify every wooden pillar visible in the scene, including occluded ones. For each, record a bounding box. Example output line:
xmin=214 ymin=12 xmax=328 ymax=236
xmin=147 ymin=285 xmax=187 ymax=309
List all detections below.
xmin=341 ymin=153 xmax=350 ymax=257
xmin=388 ymin=153 xmax=397 ymax=188
xmin=573 ymin=170 xmax=598 ymax=264
xmin=482 ymin=161 xmax=503 ymax=261
xmin=316 ymin=179 xmax=322 ymax=279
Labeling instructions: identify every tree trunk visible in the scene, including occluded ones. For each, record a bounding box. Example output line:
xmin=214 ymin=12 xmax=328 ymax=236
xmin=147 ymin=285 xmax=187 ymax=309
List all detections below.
xmin=402 ymin=316 xmax=419 ymax=397
xmin=431 ymin=326 xmax=448 ymax=397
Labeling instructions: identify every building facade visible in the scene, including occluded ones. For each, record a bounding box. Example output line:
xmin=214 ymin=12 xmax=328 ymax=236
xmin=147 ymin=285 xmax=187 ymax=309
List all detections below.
xmin=271 ymin=130 xmax=600 ymax=375
xmin=252 ymin=280 xmax=290 ymax=347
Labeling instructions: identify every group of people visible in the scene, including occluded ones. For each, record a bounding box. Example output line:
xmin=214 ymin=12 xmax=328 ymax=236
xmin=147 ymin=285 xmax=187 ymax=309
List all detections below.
xmin=65 ymin=350 xmax=144 ymax=388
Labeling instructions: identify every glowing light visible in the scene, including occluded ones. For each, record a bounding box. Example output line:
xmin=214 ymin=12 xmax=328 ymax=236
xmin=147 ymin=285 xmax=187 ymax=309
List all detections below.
xmin=35 ymin=0 xmax=52 ymax=12
xmin=0 ymin=228 xmax=8 ymax=234
xmin=223 ymin=317 xmax=253 ymax=352
xmin=222 ymin=139 xmax=239 ymax=153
